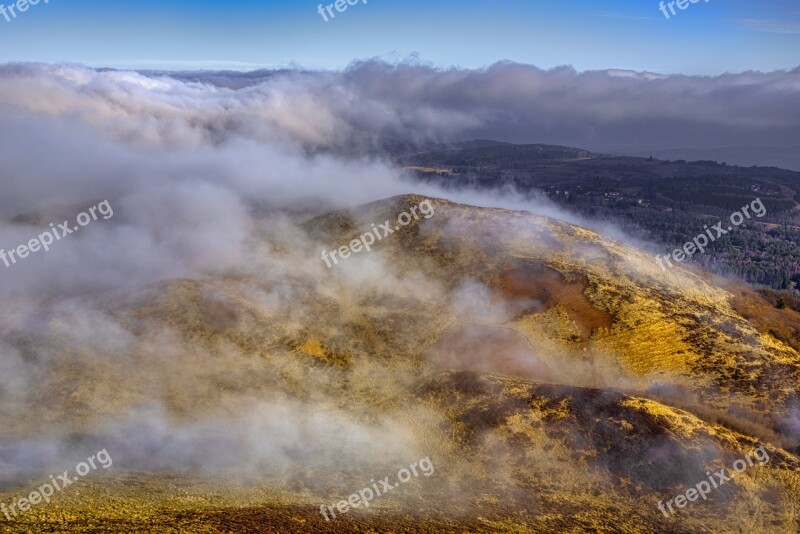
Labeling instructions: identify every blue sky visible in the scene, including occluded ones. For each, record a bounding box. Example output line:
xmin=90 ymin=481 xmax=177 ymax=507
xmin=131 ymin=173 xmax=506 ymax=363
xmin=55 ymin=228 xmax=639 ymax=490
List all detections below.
xmin=0 ymin=0 xmax=797 ymax=73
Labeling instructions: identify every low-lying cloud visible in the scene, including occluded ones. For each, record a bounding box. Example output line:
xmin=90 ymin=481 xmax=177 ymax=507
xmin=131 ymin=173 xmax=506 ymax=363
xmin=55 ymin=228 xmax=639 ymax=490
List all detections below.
xmin=0 ymin=59 xmax=796 ymax=496
xmin=2 ymin=61 xmax=799 ymax=155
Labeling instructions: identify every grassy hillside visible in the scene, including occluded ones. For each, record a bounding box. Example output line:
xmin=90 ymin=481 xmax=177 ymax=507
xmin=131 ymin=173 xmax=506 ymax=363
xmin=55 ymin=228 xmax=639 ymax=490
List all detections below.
xmin=1 ymin=196 xmax=798 ymax=532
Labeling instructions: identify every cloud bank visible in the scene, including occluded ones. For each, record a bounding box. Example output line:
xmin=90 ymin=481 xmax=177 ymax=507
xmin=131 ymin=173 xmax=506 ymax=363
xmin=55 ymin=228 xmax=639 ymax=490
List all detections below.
xmin=0 ymin=60 xmax=795 ymax=299
xmin=0 ymin=61 xmax=796 ymax=508
xmin=1 ymin=61 xmax=799 ymax=155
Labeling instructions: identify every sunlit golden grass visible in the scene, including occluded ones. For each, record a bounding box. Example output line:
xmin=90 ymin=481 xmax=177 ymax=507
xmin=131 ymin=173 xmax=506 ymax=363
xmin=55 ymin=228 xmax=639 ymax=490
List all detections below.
xmin=4 ymin=196 xmax=799 ymax=532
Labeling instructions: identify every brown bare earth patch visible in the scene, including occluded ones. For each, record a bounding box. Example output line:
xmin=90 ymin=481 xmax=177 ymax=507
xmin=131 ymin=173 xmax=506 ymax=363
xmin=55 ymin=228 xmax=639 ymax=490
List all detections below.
xmin=728 ymin=283 xmax=800 ymax=351
xmin=493 ymin=264 xmax=614 ymax=342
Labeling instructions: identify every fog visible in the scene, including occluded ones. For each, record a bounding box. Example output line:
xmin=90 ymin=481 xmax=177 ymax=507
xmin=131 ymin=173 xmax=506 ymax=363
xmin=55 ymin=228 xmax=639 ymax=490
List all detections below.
xmin=0 ymin=61 xmax=794 ymax=504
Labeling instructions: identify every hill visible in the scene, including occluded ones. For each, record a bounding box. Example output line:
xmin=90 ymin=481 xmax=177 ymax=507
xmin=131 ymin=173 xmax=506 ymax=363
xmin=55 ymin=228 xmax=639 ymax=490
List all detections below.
xmin=1 ymin=196 xmax=798 ymax=532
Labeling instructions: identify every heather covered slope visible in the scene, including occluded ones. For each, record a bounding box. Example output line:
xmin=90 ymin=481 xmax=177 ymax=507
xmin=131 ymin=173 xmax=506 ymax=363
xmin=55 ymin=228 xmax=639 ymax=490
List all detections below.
xmin=2 ymin=371 xmax=798 ymax=533
xmin=1 ymin=196 xmax=798 ymax=532
xmin=307 ymin=195 xmax=800 ymax=444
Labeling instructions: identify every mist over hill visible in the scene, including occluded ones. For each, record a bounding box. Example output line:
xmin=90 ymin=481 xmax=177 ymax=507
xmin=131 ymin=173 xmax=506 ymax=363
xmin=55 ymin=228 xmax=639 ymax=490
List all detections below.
xmin=1 ymin=194 xmax=799 ymax=532
xmin=0 ymin=63 xmax=798 ymax=532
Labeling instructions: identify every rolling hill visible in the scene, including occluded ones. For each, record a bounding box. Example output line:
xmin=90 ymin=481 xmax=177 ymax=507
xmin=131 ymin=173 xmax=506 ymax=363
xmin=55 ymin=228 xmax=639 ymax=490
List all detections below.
xmin=1 ymin=196 xmax=798 ymax=533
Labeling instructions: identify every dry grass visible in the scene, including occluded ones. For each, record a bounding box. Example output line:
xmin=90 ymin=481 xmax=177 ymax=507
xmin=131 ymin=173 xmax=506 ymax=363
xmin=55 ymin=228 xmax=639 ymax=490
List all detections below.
xmin=4 ymin=195 xmax=800 ymax=532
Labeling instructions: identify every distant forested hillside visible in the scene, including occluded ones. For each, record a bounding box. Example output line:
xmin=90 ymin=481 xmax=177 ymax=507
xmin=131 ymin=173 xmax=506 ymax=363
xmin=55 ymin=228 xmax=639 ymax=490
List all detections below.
xmin=398 ymin=141 xmax=800 ymax=294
